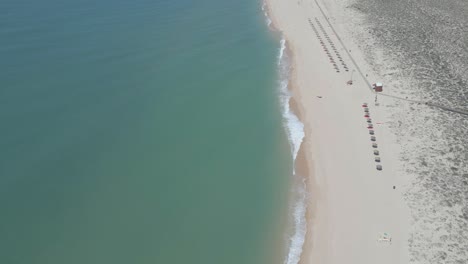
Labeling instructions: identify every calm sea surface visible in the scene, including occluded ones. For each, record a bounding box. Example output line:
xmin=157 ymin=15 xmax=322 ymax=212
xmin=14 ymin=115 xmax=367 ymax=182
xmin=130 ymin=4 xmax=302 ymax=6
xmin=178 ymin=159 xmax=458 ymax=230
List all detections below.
xmin=0 ymin=0 xmax=291 ymax=263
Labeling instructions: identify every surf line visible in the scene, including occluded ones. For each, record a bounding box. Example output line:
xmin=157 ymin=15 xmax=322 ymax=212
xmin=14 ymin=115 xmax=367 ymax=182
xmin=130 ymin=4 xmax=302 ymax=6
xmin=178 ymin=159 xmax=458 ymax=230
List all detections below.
xmin=275 ymin=37 xmax=307 ymax=264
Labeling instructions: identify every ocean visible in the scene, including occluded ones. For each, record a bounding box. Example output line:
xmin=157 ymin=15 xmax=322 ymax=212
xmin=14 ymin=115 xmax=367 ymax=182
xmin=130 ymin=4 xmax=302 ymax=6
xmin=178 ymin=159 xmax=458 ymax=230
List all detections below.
xmin=0 ymin=0 xmax=297 ymax=263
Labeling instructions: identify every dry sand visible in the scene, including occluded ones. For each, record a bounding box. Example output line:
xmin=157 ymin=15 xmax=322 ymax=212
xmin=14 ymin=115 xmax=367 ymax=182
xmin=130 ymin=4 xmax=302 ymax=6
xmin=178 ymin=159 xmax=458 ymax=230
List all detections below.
xmin=265 ymin=0 xmax=412 ymax=263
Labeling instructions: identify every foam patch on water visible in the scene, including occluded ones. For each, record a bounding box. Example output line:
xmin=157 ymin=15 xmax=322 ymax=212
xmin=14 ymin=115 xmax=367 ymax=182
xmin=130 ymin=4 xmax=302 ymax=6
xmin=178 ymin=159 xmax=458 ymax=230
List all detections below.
xmin=262 ymin=2 xmax=273 ymax=27
xmin=277 ymin=39 xmax=305 ymax=165
xmin=284 ymin=179 xmax=307 ymax=264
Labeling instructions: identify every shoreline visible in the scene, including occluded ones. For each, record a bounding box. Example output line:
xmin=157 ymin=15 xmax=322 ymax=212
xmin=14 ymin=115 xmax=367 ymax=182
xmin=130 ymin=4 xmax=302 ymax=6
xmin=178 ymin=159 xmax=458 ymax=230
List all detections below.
xmin=263 ymin=2 xmax=323 ymax=263
xmin=264 ymin=0 xmax=411 ymax=263
xmin=263 ymin=5 xmax=309 ymax=264
xmin=286 ymin=48 xmax=315 ymax=264
xmin=263 ymin=2 xmax=322 ymax=263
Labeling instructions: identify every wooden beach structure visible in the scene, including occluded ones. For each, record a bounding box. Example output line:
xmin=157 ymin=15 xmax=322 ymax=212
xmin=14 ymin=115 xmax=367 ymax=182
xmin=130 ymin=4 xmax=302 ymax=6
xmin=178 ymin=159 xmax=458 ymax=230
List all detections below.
xmin=372 ymin=82 xmax=383 ymax=92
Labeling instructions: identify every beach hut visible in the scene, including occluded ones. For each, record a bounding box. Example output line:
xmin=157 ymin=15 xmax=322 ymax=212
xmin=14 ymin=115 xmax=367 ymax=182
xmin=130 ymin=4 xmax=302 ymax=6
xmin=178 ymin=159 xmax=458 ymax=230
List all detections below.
xmin=373 ymin=150 xmax=379 ymax=155
xmin=372 ymin=143 xmax=378 ymax=148
xmin=373 ymin=82 xmax=383 ymax=92
xmin=376 ymin=164 xmax=383 ymax=170
xmin=371 ymin=136 xmax=376 ymax=141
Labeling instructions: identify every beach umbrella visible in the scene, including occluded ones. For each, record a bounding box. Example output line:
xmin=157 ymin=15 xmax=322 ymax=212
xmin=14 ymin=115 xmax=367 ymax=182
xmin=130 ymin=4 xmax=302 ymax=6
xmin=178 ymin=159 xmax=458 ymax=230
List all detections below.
xmin=373 ymin=150 xmax=379 ymax=155
xmin=376 ymin=164 xmax=382 ymax=170
xmin=367 ymin=118 xmax=372 ymax=123
xmin=369 ymin=130 xmax=375 ymax=135
xmin=371 ymin=136 xmax=376 ymax=141
xmin=372 ymin=143 xmax=378 ymax=148
xmin=375 ymin=157 xmax=381 ymax=162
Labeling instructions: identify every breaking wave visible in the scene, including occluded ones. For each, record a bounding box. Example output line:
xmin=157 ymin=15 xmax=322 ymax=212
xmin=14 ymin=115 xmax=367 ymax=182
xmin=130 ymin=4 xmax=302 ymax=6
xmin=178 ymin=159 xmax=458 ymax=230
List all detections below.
xmin=277 ymin=39 xmax=305 ymax=166
xmin=276 ymin=38 xmax=307 ymax=264
xmin=284 ymin=179 xmax=307 ymax=264
xmin=261 ymin=2 xmax=272 ymax=27
xmin=263 ymin=5 xmax=307 ymax=262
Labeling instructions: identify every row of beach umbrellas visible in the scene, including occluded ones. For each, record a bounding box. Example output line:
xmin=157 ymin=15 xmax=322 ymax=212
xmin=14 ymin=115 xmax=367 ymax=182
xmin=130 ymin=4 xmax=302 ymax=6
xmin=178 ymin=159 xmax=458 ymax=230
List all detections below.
xmin=363 ymin=103 xmax=382 ymax=171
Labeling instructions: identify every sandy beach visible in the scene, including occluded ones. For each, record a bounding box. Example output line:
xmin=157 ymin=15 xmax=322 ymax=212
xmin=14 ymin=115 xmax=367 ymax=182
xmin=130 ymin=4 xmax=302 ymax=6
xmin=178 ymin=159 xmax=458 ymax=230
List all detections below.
xmin=265 ymin=0 xmax=412 ymax=263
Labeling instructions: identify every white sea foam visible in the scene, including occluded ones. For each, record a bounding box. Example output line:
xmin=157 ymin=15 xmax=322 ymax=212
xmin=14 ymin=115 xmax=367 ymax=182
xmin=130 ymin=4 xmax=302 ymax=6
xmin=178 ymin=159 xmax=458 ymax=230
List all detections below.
xmin=262 ymin=2 xmax=273 ymax=27
xmin=284 ymin=179 xmax=307 ymax=264
xmin=276 ymin=38 xmax=307 ymax=264
xmin=277 ymin=39 xmax=305 ymax=166
xmin=266 ymin=16 xmax=272 ymax=27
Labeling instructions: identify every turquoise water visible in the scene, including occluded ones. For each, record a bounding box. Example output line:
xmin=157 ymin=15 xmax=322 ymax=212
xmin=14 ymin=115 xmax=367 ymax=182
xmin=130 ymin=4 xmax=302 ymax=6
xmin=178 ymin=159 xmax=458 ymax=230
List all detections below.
xmin=0 ymin=0 xmax=292 ymax=263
